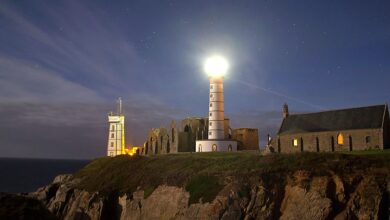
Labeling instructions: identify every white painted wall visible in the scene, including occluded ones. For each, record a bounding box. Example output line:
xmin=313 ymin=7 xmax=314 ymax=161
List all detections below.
xmin=107 ymin=115 xmax=124 ymax=157
xmin=195 ymin=140 xmax=237 ymax=152
xmin=208 ymin=77 xmax=225 ymax=140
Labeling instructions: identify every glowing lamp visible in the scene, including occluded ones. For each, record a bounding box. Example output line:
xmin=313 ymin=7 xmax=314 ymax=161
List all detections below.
xmin=204 ymin=55 xmax=229 ymax=77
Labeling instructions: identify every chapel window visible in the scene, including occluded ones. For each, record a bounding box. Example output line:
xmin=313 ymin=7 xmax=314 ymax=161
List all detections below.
xmin=111 ymin=133 xmax=114 ymax=138
xmin=337 ymin=133 xmax=344 ymax=145
xmin=293 ymin=138 xmax=298 ymax=147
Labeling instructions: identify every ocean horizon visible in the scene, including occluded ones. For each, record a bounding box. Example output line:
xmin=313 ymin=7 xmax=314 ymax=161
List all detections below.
xmin=0 ymin=157 xmax=90 ymax=193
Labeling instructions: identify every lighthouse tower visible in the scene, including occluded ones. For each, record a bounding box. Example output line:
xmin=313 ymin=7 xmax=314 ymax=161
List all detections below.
xmin=208 ymin=77 xmax=225 ymax=139
xmin=196 ymin=55 xmax=237 ymax=152
xmin=107 ymin=98 xmax=125 ymax=157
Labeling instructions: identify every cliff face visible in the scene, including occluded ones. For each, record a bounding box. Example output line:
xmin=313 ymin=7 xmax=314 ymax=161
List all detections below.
xmin=30 ymin=170 xmax=389 ymax=220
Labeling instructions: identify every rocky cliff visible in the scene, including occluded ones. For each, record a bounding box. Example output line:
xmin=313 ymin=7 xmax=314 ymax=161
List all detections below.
xmin=27 ymin=152 xmax=390 ymax=220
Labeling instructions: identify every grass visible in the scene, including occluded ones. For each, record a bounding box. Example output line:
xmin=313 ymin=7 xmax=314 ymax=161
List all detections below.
xmin=342 ymin=148 xmax=390 ymax=156
xmin=185 ymin=175 xmax=223 ymax=205
xmin=74 ymin=150 xmax=390 ymax=204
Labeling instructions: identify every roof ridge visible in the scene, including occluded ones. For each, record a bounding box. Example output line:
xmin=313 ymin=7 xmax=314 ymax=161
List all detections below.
xmin=289 ymin=104 xmax=386 ymax=117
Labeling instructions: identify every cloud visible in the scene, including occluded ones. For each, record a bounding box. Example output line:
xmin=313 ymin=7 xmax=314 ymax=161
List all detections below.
xmin=0 ymin=57 xmax=103 ymax=102
xmin=0 ymin=1 xmax=145 ymax=98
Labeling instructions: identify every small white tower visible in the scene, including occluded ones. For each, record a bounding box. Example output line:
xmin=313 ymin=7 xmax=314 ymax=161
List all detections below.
xmin=107 ymin=98 xmax=125 ymax=157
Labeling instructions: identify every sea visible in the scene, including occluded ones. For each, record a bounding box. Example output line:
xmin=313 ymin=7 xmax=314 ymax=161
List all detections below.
xmin=0 ymin=158 xmax=90 ymax=193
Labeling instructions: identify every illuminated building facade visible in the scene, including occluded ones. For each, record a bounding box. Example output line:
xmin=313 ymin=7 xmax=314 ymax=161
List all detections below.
xmin=107 ymin=98 xmax=125 ymax=157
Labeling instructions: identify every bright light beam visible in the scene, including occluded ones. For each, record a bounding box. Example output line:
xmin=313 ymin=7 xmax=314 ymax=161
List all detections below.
xmin=229 ymin=78 xmax=327 ymax=111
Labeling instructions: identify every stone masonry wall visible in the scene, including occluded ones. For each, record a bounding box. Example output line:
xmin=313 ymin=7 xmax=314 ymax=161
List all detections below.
xmin=277 ymin=128 xmax=384 ymax=153
xmin=232 ymin=128 xmax=259 ymax=150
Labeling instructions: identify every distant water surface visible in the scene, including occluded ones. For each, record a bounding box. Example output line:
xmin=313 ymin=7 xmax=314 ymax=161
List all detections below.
xmin=0 ymin=158 xmax=90 ymax=193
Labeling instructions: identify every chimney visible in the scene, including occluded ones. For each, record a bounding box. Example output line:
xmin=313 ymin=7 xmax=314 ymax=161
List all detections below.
xmin=283 ymin=103 xmax=289 ymax=119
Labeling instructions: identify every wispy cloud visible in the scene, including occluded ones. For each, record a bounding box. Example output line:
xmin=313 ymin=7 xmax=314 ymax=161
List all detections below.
xmin=0 ymin=1 xmax=146 ymax=100
xmin=0 ymin=57 xmax=102 ymax=102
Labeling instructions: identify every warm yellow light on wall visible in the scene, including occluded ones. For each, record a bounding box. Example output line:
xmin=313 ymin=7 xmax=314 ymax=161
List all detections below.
xmin=337 ymin=133 xmax=344 ymax=145
xmin=293 ymin=138 xmax=298 ymax=147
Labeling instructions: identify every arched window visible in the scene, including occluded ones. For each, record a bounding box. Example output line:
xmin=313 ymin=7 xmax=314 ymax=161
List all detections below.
xmin=331 ymin=136 xmax=335 ymax=152
xmin=300 ymin=138 xmax=304 ymax=152
xmin=212 ymin=144 xmax=217 ymax=152
xmin=110 ymin=142 xmax=114 ymax=147
xmin=293 ymin=139 xmax=298 ymax=147
xmin=337 ymin=133 xmax=344 ymax=145
xmin=111 ymin=125 xmax=115 ymax=131
xmin=349 ymin=136 xmax=353 ymax=151
xmin=171 ymin=128 xmax=175 ymax=142
xmin=184 ymin=125 xmax=190 ymax=132
xmin=111 ymin=133 xmax=114 ymax=138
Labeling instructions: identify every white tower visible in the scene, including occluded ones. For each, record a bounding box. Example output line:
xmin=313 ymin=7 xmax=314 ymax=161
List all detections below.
xmin=208 ymin=77 xmax=225 ymax=139
xmin=107 ymin=98 xmax=125 ymax=157
xmin=196 ymin=55 xmax=237 ymax=152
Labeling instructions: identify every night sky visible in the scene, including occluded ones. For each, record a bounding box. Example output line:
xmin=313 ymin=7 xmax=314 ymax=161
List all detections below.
xmin=1 ymin=0 xmax=389 ymax=159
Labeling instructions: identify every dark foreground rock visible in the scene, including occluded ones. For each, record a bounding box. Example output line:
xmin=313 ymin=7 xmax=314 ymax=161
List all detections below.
xmin=0 ymin=193 xmax=57 ymax=220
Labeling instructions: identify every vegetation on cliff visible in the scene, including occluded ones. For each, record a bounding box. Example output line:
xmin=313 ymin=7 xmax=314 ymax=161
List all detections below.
xmin=74 ymin=150 xmax=390 ymax=205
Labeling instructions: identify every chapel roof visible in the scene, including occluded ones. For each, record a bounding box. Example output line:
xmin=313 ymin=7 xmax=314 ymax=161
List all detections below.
xmin=278 ymin=104 xmax=388 ymax=135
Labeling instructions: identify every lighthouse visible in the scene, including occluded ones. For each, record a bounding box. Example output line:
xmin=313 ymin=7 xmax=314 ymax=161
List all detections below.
xmin=107 ymin=98 xmax=125 ymax=157
xmin=196 ymin=55 xmax=237 ymax=152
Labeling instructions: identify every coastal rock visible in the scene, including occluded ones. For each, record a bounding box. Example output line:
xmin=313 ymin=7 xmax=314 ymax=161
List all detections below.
xmin=30 ymin=172 xmax=389 ymax=220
